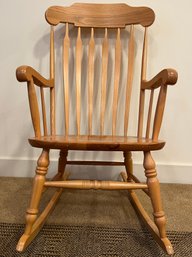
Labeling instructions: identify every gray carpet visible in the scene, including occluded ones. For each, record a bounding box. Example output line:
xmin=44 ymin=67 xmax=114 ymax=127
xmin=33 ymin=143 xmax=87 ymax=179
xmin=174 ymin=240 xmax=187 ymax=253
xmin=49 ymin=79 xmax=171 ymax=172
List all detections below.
xmin=0 ymin=177 xmax=192 ymax=256
xmin=0 ymin=177 xmax=192 ymax=231
xmin=0 ymin=223 xmax=192 ymax=257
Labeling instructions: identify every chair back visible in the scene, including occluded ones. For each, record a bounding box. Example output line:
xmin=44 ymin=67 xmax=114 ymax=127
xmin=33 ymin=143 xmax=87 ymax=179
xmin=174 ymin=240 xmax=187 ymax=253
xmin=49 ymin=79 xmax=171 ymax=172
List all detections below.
xmin=37 ymin=3 xmax=156 ymax=138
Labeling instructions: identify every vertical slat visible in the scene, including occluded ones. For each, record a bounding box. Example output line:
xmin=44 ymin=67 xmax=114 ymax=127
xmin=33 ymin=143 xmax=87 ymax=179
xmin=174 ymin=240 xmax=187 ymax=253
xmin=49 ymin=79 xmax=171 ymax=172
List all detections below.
xmin=63 ymin=23 xmax=70 ymax=136
xmin=141 ymin=28 xmax=148 ymax=80
xmin=137 ymin=27 xmax=148 ymax=138
xmin=50 ymin=25 xmax=56 ymax=135
xmin=112 ymin=28 xmax=121 ymax=136
xmin=124 ymin=25 xmax=135 ymax=136
xmin=146 ymin=89 xmax=154 ymax=139
xmin=40 ymin=87 xmax=48 ymax=136
xmin=152 ymin=86 xmax=167 ymax=140
xmin=27 ymin=79 xmax=41 ymax=137
xmin=88 ymin=28 xmax=95 ymax=135
xmin=100 ymin=28 xmax=109 ymax=135
xmin=76 ymin=27 xmax=82 ymax=135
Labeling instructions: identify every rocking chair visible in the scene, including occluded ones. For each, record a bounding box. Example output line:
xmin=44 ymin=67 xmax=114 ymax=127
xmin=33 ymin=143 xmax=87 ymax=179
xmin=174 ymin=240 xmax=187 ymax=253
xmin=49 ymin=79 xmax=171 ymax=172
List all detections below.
xmin=16 ymin=3 xmax=178 ymax=255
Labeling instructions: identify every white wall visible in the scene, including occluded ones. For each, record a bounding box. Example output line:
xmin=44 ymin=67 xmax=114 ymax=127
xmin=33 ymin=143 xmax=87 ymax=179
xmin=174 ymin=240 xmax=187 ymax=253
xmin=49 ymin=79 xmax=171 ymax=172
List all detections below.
xmin=0 ymin=0 xmax=192 ymax=183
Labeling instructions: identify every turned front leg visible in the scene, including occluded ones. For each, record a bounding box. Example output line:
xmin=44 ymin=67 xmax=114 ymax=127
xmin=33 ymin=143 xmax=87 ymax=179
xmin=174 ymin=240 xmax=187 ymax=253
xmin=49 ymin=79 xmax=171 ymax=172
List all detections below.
xmin=143 ymin=151 xmax=167 ymax=239
xmin=24 ymin=149 xmax=49 ymax=235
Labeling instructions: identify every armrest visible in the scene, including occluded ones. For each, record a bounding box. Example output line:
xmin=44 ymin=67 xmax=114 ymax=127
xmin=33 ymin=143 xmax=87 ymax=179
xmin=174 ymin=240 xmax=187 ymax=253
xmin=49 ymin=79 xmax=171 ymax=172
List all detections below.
xmin=16 ymin=65 xmax=54 ymax=88
xmin=142 ymin=68 xmax=178 ymax=90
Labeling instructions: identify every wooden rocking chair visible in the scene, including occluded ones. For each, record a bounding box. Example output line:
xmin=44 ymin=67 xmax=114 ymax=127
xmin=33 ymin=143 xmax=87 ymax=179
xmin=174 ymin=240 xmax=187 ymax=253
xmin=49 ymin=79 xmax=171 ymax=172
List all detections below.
xmin=16 ymin=3 xmax=178 ymax=255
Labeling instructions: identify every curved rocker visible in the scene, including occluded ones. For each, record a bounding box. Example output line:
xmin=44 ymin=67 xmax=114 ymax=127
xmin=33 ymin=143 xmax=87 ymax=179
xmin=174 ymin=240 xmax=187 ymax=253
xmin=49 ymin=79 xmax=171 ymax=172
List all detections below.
xmin=122 ymin=151 xmax=174 ymax=255
xmin=16 ymin=150 xmax=69 ymax=252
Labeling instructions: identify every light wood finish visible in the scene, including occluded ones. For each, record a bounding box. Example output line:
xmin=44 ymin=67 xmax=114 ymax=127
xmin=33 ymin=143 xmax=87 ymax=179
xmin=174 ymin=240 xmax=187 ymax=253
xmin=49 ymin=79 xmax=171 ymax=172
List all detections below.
xmin=67 ymin=161 xmax=124 ymax=166
xmin=44 ymin=152 xmax=68 ymax=192
xmin=143 ymin=152 xmax=166 ymax=236
xmin=141 ymin=28 xmax=148 ymax=81
xmin=152 ymin=85 xmax=167 ymax=140
xmin=120 ymin=172 xmax=149 ymax=196
xmin=57 ymin=150 xmax=68 ymax=179
xmin=16 ymin=149 xmax=50 ymax=251
xmin=129 ymin=191 xmax=174 ymax=255
xmin=142 ymin=69 xmax=178 ymax=90
xmin=124 ymin=25 xmax=135 ymax=136
xmin=45 ymin=3 xmax=155 ymax=27
xmin=40 ymin=88 xmax=48 ymax=136
xmin=112 ymin=28 xmax=121 ymax=135
xmin=16 ymin=3 xmax=178 ymax=254
xmin=137 ymin=88 xmax=145 ymax=138
xmin=145 ymin=89 xmax=154 ymax=139
xmin=76 ymin=27 xmax=82 ymax=135
xmin=120 ymin=171 xmax=127 ymax=182
xmin=44 ymin=180 xmax=148 ymax=190
xmin=130 ymin=173 xmax=149 ymax=196
xmin=123 ymin=151 xmax=134 ymax=196
xmin=16 ymin=66 xmax=54 ymax=88
xmin=17 ymin=189 xmax=62 ymax=252
xmin=143 ymin=151 xmax=174 ymax=254
xmin=16 ymin=153 xmax=70 ymax=252
xmin=63 ymin=23 xmax=70 ymax=136
xmin=121 ymin=170 xmax=173 ymax=255
xmin=124 ymin=151 xmax=133 ymax=182
xmin=29 ymin=135 xmax=165 ymax=151
xmin=100 ymin=28 xmax=109 ymax=135
xmin=50 ymin=26 xmax=56 ymax=135
xmin=88 ymin=28 xmax=95 ymax=135
xmin=27 ymin=79 xmax=41 ymax=138
xmin=138 ymin=28 xmax=148 ymax=138
xmin=142 ymin=68 xmax=178 ymax=139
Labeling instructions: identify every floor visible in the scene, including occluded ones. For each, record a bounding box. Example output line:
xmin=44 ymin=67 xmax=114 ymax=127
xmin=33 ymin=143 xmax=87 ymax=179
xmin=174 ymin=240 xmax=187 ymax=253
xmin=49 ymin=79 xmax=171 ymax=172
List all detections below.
xmin=0 ymin=177 xmax=192 ymax=232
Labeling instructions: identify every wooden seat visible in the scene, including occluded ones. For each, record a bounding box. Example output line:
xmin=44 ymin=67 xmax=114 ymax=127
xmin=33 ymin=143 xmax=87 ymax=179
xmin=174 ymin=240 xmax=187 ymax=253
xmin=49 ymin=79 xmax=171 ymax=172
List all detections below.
xmin=16 ymin=3 xmax=178 ymax=255
xmin=29 ymin=135 xmax=165 ymax=151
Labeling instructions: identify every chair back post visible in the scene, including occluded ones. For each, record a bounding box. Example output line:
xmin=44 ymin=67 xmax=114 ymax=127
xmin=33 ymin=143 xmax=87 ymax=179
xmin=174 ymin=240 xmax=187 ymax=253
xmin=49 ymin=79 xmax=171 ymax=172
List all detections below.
xmin=50 ymin=25 xmax=56 ymax=135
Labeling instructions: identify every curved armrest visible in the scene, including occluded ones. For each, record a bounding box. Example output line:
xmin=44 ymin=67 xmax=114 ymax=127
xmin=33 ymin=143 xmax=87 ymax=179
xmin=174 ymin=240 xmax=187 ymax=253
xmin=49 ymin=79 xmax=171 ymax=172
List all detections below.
xmin=16 ymin=65 xmax=54 ymax=88
xmin=142 ymin=68 xmax=178 ymax=90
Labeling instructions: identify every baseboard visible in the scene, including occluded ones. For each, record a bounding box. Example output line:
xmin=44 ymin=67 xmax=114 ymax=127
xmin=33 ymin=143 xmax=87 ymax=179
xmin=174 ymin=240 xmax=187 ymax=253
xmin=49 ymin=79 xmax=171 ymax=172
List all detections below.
xmin=0 ymin=158 xmax=191 ymax=184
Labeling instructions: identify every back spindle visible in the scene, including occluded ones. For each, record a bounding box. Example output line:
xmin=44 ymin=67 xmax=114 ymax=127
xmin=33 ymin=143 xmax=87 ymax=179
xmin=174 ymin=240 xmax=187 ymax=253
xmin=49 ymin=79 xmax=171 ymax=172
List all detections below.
xmin=40 ymin=87 xmax=48 ymax=136
xmin=145 ymin=89 xmax=154 ymax=139
xmin=88 ymin=28 xmax=95 ymax=135
xmin=100 ymin=28 xmax=109 ymax=135
xmin=138 ymin=27 xmax=148 ymax=138
xmin=124 ymin=25 xmax=135 ymax=136
xmin=76 ymin=27 xmax=82 ymax=135
xmin=63 ymin=23 xmax=70 ymax=136
xmin=112 ymin=28 xmax=121 ymax=136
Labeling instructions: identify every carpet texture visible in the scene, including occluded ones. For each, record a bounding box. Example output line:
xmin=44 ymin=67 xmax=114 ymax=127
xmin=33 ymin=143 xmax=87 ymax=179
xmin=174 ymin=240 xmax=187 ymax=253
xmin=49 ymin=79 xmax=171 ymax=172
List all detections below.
xmin=0 ymin=223 xmax=192 ymax=257
xmin=0 ymin=178 xmax=192 ymax=256
xmin=1 ymin=178 xmax=192 ymax=232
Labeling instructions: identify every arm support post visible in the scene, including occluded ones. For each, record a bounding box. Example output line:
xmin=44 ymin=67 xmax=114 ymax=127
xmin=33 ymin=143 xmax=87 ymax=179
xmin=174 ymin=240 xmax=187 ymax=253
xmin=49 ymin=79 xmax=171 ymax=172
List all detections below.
xmin=141 ymin=69 xmax=178 ymax=140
